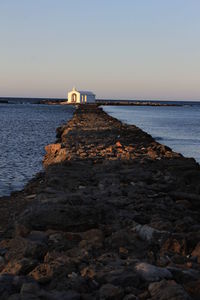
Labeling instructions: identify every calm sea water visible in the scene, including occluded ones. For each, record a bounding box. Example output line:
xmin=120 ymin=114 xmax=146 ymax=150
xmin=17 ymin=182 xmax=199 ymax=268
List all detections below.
xmin=0 ymin=103 xmax=74 ymax=196
xmin=103 ymin=103 xmax=200 ymax=163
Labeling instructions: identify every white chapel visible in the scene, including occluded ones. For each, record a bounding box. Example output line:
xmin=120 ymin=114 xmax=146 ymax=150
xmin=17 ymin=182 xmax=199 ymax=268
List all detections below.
xmin=67 ymin=87 xmax=96 ymax=104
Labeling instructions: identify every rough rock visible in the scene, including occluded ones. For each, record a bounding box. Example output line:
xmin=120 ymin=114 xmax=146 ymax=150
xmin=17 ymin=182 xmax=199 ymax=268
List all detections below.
xmin=135 ymin=262 xmax=172 ymax=282
xmin=133 ymin=223 xmax=169 ymax=244
xmin=148 ymin=279 xmax=191 ymax=300
xmin=191 ymin=242 xmax=200 ymax=263
xmin=29 ymin=263 xmax=53 ymax=284
xmin=123 ymin=295 xmax=138 ymax=300
xmin=17 ymin=203 xmax=107 ymax=231
xmin=99 ymin=283 xmax=124 ymax=300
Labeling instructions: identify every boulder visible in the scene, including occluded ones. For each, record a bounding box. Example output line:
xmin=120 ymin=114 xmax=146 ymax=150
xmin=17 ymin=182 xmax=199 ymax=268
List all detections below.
xmin=1 ymin=258 xmax=37 ymax=275
xmin=191 ymin=241 xmax=200 ymax=263
xmin=102 ymin=268 xmax=140 ymax=288
xmin=99 ymin=283 xmax=124 ymax=300
xmin=20 ymin=282 xmax=40 ymax=300
xmin=123 ymin=295 xmax=138 ymax=300
xmin=8 ymin=294 xmax=21 ymax=300
xmin=135 ymin=262 xmax=172 ymax=282
xmin=27 ymin=231 xmax=48 ymax=243
xmin=0 ymin=274 xmax=34 ymax=300
xmin=0 ymin=274 xmax=18 ymax=299
xmin=17 ymin=203 xmax=107 ymax=231
xmin=30 ymin=252 xmax=77 ymax=285
xmin=20 ymin=283 xmax=81 ymax=300
xmin=46 ymin=290 xmax=81 ymax=300
xmin=184 ymin=279 xmax=200 ymax=300
xmin=4 ymin=237 xmax=47 ymax=261
xmin=80 ymin=229 xmax=104 ymax=249
xmin=133 ymin=223 xmax=168 ymax=244
xmin=43 ymin=144 xmax=67 ymax=167
xmin=148 ymin=279 xmax=191 ymax=300
xmin=29 ymin=264 xmax=53 ymax=284
xmin=44 ymin=144 xmax=61 ymax=155
xmin=160 ymin=237 xmax=187 ymax=256
xmin=0 ymin=256 xmax=5 ymax=271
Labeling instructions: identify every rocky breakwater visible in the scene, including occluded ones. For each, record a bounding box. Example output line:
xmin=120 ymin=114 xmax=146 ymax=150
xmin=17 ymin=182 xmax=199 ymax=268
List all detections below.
xmin=0 ymin=104 xmax=200 ymax=300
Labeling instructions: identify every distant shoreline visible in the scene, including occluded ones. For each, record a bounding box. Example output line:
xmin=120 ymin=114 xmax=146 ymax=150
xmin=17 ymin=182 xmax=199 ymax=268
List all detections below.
xmin=0 ymin=97 xmax=185 ymax=106
xmin=39 ymin=99 xmax=182 ymax=106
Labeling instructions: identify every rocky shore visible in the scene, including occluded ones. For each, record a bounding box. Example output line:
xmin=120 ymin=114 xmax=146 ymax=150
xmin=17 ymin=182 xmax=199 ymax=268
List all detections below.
xmin=39 ymin=99 xmax=181 ymax=106
xmin=0 ymin=104 xmax=200 ymax=300
xmin=95 ymin=100 xmax=181 ymax=106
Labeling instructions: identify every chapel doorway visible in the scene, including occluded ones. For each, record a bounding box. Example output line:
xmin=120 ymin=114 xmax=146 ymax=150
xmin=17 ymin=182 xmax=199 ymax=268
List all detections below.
xmin=72 ymin=93 xmax=77 ymax=102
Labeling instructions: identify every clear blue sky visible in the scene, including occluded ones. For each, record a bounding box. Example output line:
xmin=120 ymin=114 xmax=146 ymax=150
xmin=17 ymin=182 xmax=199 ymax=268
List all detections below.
xmin=0 ymin=0 xmax=200 ymax=100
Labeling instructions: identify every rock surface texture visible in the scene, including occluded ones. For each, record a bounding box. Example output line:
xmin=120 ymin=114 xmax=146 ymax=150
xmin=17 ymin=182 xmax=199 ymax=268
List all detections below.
xmin=0 ymin=104 xmax=200 ymax=299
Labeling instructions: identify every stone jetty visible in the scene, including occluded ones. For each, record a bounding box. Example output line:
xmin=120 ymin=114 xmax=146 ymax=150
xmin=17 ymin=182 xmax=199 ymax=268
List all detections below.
xmin=0 ymin=104 xmax=200 ymax=299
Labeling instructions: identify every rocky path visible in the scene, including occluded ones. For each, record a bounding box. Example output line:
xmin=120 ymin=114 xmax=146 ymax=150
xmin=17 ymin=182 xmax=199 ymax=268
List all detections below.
xmin=0 ymin=104 xmax=200 ymax=299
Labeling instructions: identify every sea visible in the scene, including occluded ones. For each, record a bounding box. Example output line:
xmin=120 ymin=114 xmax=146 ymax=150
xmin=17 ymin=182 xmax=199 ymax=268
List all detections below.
xmin=103 ymin=101 xmax=200 ymax=164
xmin=0 ymin=103 xmax=74 ymax=197
xmin=0 ymin=100 xmax=200 ymax=197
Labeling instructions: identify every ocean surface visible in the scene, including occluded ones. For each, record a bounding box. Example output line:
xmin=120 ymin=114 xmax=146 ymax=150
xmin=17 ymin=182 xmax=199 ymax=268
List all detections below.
xmin=0 ymin=103 xmax=74 ymax=197
xmin=103 ymin=102 xmax=200 ymax=164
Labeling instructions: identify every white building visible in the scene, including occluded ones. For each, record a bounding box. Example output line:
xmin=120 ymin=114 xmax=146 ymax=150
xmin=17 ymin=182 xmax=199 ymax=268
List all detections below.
xmin=67 ymin=87 xmax=96 ymax=104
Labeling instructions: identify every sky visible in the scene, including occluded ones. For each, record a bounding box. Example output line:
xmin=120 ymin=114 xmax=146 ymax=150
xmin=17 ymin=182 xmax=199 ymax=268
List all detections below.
xmin=0 ymin=0 xmax=200 ymax=100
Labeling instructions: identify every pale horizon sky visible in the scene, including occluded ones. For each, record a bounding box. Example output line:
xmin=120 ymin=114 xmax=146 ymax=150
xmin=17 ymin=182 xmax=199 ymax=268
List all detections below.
xmin=0 ymin=0 xmax=200 ymax=100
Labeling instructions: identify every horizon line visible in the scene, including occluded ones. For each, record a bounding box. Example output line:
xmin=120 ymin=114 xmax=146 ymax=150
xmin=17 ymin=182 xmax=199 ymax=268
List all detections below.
xmin=1 ymin=96 xmax=200 ymax=102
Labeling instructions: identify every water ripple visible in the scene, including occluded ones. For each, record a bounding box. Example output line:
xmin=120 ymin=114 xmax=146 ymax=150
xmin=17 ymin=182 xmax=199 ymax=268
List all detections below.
xmin=0 ymin=104 xmax=74 ymax=196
